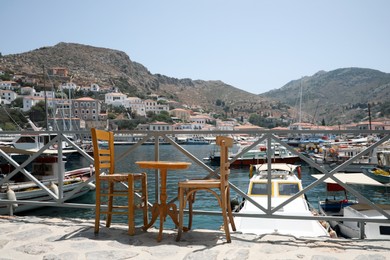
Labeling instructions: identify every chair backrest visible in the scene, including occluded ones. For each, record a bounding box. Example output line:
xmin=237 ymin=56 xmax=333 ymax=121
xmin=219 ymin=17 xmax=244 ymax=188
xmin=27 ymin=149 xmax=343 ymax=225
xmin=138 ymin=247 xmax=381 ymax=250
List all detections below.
xmin=91 ymin=128 xmax=115 ymax=180
xmin=216 ymin=136 xmax=233 ymax=186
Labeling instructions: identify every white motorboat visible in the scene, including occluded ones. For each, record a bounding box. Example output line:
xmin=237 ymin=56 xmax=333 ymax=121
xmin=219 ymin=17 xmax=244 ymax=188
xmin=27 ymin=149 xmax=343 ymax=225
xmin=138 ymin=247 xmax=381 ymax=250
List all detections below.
xmin=234 ymin=163 xmax=330 ymax=237
xmin=313 ymin=173 xmax=390 ymax=239
xmin=0 ymin=151 xmax=95 ymax=215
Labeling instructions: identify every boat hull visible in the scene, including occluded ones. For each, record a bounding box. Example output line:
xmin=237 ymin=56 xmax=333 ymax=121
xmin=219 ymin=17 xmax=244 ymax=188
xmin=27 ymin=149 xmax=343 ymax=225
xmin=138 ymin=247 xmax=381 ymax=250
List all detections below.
xmin=0 ymin=167 xmax=95 ymax=215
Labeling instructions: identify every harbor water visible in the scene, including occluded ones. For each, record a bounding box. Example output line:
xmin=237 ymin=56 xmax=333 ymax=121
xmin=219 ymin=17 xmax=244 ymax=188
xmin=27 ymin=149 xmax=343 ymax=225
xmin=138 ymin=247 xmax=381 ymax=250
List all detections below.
xmin=17 ymin=144 xmax=390 ymax=230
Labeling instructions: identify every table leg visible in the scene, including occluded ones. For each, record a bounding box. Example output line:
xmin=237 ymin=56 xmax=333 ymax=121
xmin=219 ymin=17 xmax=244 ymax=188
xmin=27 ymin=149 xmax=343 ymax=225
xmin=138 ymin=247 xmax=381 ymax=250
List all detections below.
xmin=143 ymin=203 xmax=159 ymax=231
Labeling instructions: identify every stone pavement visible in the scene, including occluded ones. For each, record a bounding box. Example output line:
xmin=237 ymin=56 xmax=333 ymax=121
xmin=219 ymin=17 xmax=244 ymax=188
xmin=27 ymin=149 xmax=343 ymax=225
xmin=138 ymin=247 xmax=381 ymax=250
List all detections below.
xmin=0 ymin=216 xmax=389 ymax=260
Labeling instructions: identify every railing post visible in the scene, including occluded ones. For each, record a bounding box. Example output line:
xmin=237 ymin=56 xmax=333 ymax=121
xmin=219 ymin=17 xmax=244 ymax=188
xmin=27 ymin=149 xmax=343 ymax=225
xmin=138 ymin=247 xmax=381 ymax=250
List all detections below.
xmin=154 ymin=133 xmax=160 ymax=203
xmin=359 ymin=221 xmax=365 ymax=239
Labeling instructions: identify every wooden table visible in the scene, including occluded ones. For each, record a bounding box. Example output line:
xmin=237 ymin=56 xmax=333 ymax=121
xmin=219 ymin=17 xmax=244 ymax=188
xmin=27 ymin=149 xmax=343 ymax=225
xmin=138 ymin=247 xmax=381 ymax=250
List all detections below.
xmin=135 ymin=161 xmax=191 ymax=242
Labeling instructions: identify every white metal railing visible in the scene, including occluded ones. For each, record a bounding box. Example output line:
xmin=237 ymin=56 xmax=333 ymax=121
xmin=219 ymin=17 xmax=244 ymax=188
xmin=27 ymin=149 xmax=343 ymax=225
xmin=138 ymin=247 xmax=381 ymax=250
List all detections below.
xmin=0 ymin=129 xmax=389 ymax=238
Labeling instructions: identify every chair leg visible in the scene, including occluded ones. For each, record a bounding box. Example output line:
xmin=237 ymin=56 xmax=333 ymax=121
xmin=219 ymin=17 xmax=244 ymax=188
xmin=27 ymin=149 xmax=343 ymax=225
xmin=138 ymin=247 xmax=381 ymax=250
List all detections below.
xmin=128 ymin=176 xmax=135 ymax=235
xmin=94 ymin=182 xmax=101 ymax=234
xmin=141 ymin=173 xmax=149 ymax=227
xmin=221 ymin=189 xmax=231 ymax=243
xmin=227 ymin=187 xmax=236 ymax=231
xmin=187 ymin=191 xmax=195 ymax=230
xmin=106 ymin=182 xmax=114 ymax=228
xmin=176 ymin=186 xmax=185 ymax=241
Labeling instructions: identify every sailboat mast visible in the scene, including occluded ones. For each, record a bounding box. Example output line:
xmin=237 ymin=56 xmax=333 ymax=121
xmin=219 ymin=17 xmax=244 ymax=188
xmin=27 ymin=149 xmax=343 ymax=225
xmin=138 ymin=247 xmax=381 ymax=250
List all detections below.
xmin=43 ymin=65 xmax=49 ymax=130
xmin=298 ymin=78 xmax=303 ymax=128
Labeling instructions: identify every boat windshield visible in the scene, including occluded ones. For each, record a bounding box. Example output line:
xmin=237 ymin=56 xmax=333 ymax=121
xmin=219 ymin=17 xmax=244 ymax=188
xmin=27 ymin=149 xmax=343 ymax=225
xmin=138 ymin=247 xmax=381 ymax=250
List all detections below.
xmin=278 ymin=183 xmax=300 ymax=196
xmin=250 ymin=183 xmax=268 ymax=195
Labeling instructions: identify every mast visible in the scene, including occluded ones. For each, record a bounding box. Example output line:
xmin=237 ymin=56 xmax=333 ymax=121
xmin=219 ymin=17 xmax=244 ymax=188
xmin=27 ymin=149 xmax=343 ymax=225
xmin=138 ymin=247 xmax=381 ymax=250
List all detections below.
xmin=43 ymin=65 xmax=49 ymax=130
xmin=298 ymin=78 xmax=303 ymax=129
xmin=368 ymin=103 xmax=372 ymax=130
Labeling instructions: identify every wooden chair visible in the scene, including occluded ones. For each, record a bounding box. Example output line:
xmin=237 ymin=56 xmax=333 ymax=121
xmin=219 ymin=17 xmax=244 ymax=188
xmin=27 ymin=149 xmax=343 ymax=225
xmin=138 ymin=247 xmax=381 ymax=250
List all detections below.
xmin=91 ymin=128 xmax=148 ymax=235
xmin=176 ymin=136 xmax=236 ymax=242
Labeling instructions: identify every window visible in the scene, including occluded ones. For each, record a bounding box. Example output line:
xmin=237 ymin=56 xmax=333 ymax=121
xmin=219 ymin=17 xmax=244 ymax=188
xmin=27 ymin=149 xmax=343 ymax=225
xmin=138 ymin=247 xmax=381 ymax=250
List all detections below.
xmin=278 ymin=183 xmax=299 ymax=196
xmin=250 ymin=183 xmax=268 ymax=195
xmin=379 ymin=226 xmax=390 ymax=236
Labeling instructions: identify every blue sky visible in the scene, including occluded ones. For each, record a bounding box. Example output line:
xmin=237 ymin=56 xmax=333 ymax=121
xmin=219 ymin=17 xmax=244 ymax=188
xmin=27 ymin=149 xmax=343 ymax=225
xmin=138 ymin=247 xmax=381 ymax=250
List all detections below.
xmin=1 ymin=0 xmax=389 ymax=94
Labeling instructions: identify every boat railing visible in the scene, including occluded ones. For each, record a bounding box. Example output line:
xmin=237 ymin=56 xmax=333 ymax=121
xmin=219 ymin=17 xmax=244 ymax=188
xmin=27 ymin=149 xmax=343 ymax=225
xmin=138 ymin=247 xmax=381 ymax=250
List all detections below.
xmin=0 ymin=128 xmax=389 ymax=239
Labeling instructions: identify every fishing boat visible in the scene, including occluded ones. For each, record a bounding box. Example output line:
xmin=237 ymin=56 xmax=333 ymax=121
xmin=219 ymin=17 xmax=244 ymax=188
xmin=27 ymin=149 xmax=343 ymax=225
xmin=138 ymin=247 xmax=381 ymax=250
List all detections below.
xmin=313 ymin=173 xmax=390 ymax=239
xmin=362 ymin=167 xmax=390 ymax=184
xmin=0 ymin=151 xmax=95 ymax=215
xmin=233 ymin=163 xmax=330 ymax=237
xmin=361 ymin=150 xmax=390 ymax=184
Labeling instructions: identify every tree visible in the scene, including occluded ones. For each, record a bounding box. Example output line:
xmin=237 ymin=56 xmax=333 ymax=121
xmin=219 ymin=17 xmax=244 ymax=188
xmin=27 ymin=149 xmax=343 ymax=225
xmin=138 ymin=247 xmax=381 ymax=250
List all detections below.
xmin=28 ymin=101 xmax=48 ymax=127
xmin=11 ymin=97 xmax=24 ymax=108
xmin=151 ymin=111 xmax=173 ymax=123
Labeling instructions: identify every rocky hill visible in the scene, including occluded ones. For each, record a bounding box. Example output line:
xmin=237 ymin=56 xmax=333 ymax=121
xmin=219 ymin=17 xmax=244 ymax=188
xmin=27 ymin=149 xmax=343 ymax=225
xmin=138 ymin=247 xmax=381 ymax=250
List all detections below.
xmin=262 ymin=68 xmax=390 ymax=125
xmin=1 ymin=43 xmax=389 ymax=126
xmin=0 ymin=42 xmax=280 ymax=118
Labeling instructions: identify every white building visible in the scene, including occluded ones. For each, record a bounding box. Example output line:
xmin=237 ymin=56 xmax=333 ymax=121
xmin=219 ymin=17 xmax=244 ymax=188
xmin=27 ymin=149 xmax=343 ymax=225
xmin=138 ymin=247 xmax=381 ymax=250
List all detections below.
xmin=20 ymin=86 xmax=36 ymax=96
xmin=125 ymin=97 xmax=146 ymax=116
xmin=144 ymin=99 xmax=169 ymax=115
xmin=22 ymin=96 xmax=56 ymax=112
xmin=0 ymin=90 xmax=18 ymax=104
xmin=59 ymin=82 xmax=78 ymax=91
xmin=105 ymin=92 xmax=127 ymax=107
xmin=33 ymin=90 xmax=56 ymax=99
xmin=0 ymin=81 xmax=19 ymax=90
xmin=149 ymin=121 xmax=173 ymax=131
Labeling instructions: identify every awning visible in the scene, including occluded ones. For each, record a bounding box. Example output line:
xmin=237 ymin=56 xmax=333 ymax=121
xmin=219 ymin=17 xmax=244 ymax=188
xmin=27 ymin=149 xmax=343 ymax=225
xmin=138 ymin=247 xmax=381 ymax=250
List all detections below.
xmin=312 ymin=173 xmax=383 ymax=186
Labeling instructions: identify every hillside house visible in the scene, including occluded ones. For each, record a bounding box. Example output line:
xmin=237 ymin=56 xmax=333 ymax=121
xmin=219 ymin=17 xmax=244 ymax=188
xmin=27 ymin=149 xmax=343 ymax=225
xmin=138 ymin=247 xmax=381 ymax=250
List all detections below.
xmin=59 ymin=82 xmax=78 ymax=91
xmin=0 ymin=81 xmax=19 ymax=90
xmin=105 ymin=92 xmax=127 ymax=107
xmin=170 ymin=108 xmax=190 ymax=122
xmin=0 ymin=90 xmax=18 ymax=104
xmin=72 ymin=97 xmax=101 ymax=121
xmin=144 ymin=99 xmax=169 ymax=115
xmin=125 ymin=97 xmax=146 ymax=117
xmin=48 ymin=67 xmax=69 ymax=77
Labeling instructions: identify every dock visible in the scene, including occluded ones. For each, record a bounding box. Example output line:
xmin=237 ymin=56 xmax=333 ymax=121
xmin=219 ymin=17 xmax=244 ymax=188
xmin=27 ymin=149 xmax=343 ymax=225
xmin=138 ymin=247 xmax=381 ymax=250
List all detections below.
xmin=1 ymin=216 xmax=389 ymax=259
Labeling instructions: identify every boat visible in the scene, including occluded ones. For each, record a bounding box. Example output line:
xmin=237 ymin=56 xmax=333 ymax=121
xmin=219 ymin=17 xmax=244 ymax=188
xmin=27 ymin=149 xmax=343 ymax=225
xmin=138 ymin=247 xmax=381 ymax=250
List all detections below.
xmin=309 ymin=143 xmax=378 ymax=173
xmin=0 ymin=152 xmax=95 ymax=215
xmin=313 ymin=173 xmax=389 ymax=239
xmin=183 ymin=136 xmax=211 ymax=145
xmin=338 ymin=203 xmax=390 ymax=239
xmin=361 ymin=150 xmax=390 ymax=184
xmin=233 ymin=163 xmax=330 ymax=237
xmin=362 ymin=167 xmax=390 ymax=184
xmin=208 ymin=143 xmax=301 ymax=167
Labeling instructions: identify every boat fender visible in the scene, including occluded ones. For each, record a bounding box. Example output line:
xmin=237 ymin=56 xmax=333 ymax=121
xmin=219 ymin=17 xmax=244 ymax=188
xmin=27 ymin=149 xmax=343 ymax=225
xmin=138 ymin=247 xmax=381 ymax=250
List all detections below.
xmin=49 ymin=182 xmax=59 ymax=197
xmin=297 ymin=166 xmax=302 ymax=179
xmin=6 ymin=185 xmax=18 ymax=209
xmin=87 ymin=182 xmax=96 ymax=190
xmin=249 ymin=165 xmax=253 ymax=178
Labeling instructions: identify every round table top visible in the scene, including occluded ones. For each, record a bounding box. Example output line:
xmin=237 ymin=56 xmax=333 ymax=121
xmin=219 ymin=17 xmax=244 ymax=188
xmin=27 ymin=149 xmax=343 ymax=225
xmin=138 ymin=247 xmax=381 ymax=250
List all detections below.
xmin=136 ymin=161 xmax=191 ymax=170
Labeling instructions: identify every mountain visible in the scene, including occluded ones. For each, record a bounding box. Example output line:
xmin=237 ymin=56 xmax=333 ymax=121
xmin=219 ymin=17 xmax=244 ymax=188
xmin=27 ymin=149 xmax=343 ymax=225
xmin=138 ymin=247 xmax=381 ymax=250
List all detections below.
xmin=1 ymin=42 xmax=389 ymax=126
xmin=0 ymin=42 xmax=280 ymax=118
xmin=262 ymin=68 xmax=390 ymax=125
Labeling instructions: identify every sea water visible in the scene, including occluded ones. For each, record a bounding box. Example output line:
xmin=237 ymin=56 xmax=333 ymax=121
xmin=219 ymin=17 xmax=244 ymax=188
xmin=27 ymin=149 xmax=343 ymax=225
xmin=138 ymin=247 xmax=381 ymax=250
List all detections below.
xmin=18 ymin=144 xmax=389 ymax=230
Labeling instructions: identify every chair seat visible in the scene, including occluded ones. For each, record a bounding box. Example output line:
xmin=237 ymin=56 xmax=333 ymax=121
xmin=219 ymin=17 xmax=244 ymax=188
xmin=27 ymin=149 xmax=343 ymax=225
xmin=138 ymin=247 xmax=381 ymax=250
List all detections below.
xmin=178 ymin=179 xmax=221 ymax=188
xmin=100 ymin=173 xmax=145 ymax=181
